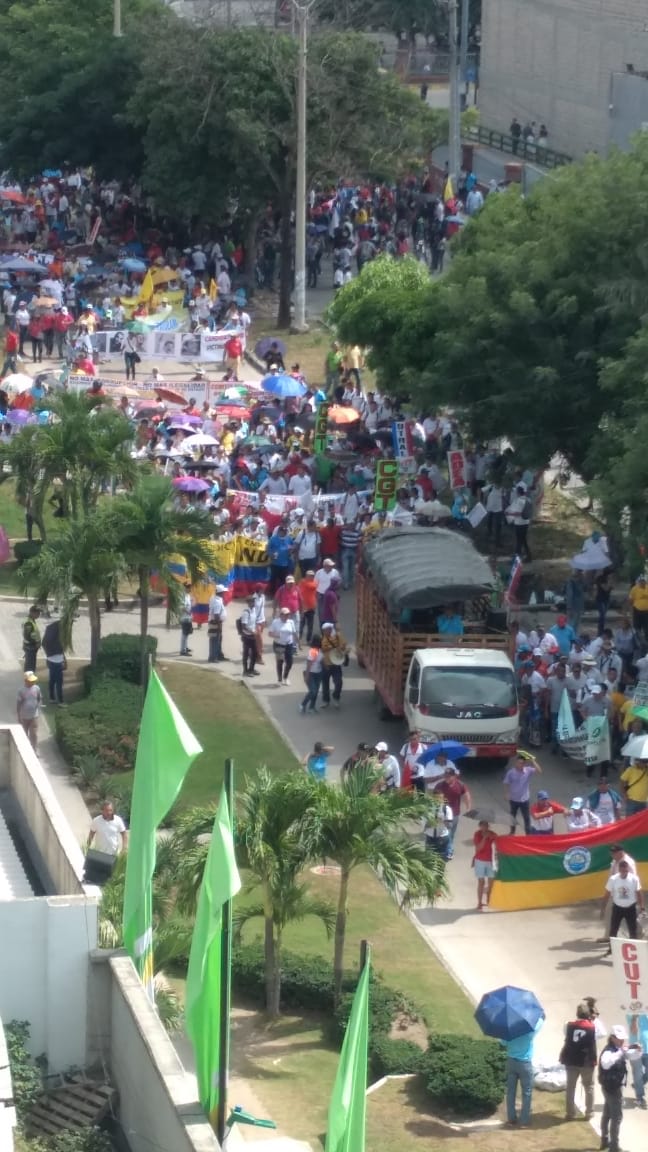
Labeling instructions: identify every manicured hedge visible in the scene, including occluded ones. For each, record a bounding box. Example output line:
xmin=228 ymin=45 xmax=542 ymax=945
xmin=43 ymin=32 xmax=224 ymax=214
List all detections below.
xmin=423 ymin=1033 xmax=506 ymax=1117
xmin=84 ymin=632 xmax=157 ymax=689
xmin=14 ymin=539 xmax=42 ymax=564
xmin=55 ymin=674 xmax=143 ymax=773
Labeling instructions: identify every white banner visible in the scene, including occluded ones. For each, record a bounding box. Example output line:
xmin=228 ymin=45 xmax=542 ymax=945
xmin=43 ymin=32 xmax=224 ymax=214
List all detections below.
xmin=611 ymin=938 xmax=648 ymax=1012
xmin=87 ymin=327 xmax=242 ymax=363
xmin=559 ymin=716 xmax=611 ymax=765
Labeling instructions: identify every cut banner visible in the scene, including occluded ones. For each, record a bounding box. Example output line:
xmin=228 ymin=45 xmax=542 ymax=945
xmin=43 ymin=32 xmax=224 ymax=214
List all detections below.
xmin=611 ymin=938 xmax=648 ymax=1013
xmin=557 ymin=689 xmax=611 ymax=766
xmin=489 ymin=809 xmax=648 ymax=912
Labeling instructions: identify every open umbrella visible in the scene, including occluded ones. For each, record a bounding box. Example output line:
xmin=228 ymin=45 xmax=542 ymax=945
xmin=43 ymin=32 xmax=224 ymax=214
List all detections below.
xmin=31 ymin=295 xmax=57 ymax=308
xmin=135 ymin=404 xmax=163 ymax=419
xmin=3 ymin=373 xmax=34 ymax=393
xmin=621 ymin=734 xmax=648 ymax=759
xmin=262 ymin=373 xmax=307 ymax=399
xmin=415 ymin=499 xmax=452 ymax=519
xmin=0 ymin=257 xmax=47 ymax=274
xmin=255 ymin=336 xmax=287 ymax=359
xmin=418 ymin=741 xmax=471 ymax=764
xmin=169 ymin=412 xmax=202 ymax=426
xmin=328 ymin=405 xmax=361 ymax=426
xmin=631 ymin=705 xmax=648 ymax=723
xmin=182 ymin=433 xmax=220 ymax=449
xmin=475 ymin=986 xmax=544 ymax=1041
xmin=173 ymin=476 xmax=210 ymax=493
xmin=241 ymin=434 xmax=274 ymax=450
xmin=252 ymin=404 xmax=281 ymax=422
xmin=5 ymin=409 xmax=36 ymax=425
xmin=154 ymin=386 xmax=188 ymax=406
xmin=570 ymin=545 xmax=610 ymax=571
xmin=120 ymin=257 xmax=148 ymax=274
xmin=213 ymin=405 xmax=250 ymax=421
xmin=463 ymin=807 xmax=498 ymax=824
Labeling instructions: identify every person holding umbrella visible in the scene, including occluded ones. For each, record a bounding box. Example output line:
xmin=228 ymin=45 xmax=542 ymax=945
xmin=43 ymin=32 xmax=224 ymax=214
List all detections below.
xmin=475 ymin=985 xmax=544 ymax=1128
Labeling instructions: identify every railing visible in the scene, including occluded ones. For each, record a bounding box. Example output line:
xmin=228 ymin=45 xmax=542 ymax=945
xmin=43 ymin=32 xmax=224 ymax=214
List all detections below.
xmin=380 ymin=48 xmax=480 ymax=81
xmin=471 ymin=125 xmax=572 ymax=170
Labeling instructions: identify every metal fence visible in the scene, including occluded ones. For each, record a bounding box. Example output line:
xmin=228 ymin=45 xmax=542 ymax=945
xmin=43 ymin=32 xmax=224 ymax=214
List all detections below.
xmin=472 ymin=125 xmax=572 ymax=170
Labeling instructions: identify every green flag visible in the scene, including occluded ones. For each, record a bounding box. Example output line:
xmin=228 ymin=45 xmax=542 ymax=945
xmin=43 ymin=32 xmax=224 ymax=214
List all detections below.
xmin=185 ymin=788 xmax=241 ymax=1123
xmin=325 ymin=954 xmax=371 ymax=1152
xmin=122 ymin=668 xmax=202 ymax=996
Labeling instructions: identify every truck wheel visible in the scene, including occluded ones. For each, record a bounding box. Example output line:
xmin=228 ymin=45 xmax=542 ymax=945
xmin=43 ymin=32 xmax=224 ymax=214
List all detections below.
xmin=373 ymin=687 xmax=395 ymax=721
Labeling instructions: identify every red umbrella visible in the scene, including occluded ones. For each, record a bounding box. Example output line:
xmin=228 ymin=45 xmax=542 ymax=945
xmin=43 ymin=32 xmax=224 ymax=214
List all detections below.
xmin=213 ymin=404 xmax=251 ymax=420
xmin=0 ymin=190 xmax=26 ymax=205
xmin=328 ymin=405 xmax=361 ymax=426
xmin=154 ymin=386 xmax=187 ymax=405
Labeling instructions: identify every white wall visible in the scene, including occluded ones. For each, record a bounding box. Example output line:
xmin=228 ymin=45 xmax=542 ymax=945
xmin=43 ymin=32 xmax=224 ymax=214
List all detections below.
xmin=0 ymin=896 xmax=97 ymax=1072
xmin=479 ymin=0 xmax=648 ymax=156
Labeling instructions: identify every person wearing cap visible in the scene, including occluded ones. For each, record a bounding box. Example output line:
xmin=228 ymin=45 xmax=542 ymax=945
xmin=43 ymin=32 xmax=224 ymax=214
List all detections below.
xmin=559 ymin=1001 xmax=598 ymax=1121
xmin=375 ymin=743 xmax=401 ymax=790
xmin=314 ymin=557 xmax=340 ymax=623
xmin=424 ymin=799 xmax=453 ymax=861
xmin=602 ymin=858 xmax=644 ymax=955
xmin=628 ymin=574 xmax=648 ymax=641
xmin=274 ymin=574 xmax=300 ymax=631
xmin=321 ymin=621 xmax=347 ymax=709
xmin=550 ymin=614 xmax=576 ymax=658
xmin=598 ymin=1024 xmax=629 ymax=1152
xmin=399 ymin=731 xmax=429 ymax=791
xmin=587 ymin=778 xmax=622 ymax=825
xmin=433 ymin=767 xmax=472 ymax=858
xmin=298 ymin=568 xmax=317 ymax=645
xmin=239 ymin=595 xmax=259 ymax=677
xmin=17 ymin=671 xmax=43 ymax=751
xmin=22 ymin=604 xmax=42 ymax=673
xmin=268 ymin=606 xmax=298 ymax=686
xmin=303 ymin=740 xmax=334 ymax=780
xmin=567 ymin=797 xmax=601 ymax=830
xmin=207 ymin=584 xmax=228 ymax=663
xmin=529 ymin=790 xmax=567 ymax=834
xmin=503 ymin=753 xmax=542 ymax=835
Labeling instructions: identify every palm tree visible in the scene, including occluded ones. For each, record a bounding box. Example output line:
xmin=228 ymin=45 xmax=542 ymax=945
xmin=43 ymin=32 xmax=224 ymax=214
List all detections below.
xmin=19 ymin=506 xmax=125 ymax=663
xmin=0 ymin=425 xmax=49 ymax=541
xmin=301 ymin=764 xmax=448 ymax=1004
xmin=237 ymin=771 xmax=335 ymax=1016
xmin=107 ymin=474 xmax=215 ymax=682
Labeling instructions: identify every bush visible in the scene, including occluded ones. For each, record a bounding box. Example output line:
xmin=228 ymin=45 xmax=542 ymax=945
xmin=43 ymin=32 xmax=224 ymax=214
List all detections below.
xmin=14 ymin=539 xmax=42 ymax=564
xmin=93 ymin=633 xmax=157 ymax=685
xmin=232 ymin=945 xmax=335 ymax=1012
xmin=55 ymin=676 xmax=143 ymax=772
xmin=423 ymin=1034 xmax=506 ymax=1118
xmin=370 ymin=1036 xmax=426 ymax=1079
xmin=5 ymin=1020 xmax=42 ymax=1120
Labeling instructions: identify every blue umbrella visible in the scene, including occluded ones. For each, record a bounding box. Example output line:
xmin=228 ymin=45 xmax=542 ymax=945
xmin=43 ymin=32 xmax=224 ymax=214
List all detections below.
xmin=475 ymin=986 xmax=544 ymax=1041
xmin=120 ymin=257 xmax=147 ymax=274
xmin=262 ymin=373 xmax=307 ymax=399
xmin=418 ymin=741 xmax=471 ymax=764
xmin=255 ymin=337 xmax=287 ymax=359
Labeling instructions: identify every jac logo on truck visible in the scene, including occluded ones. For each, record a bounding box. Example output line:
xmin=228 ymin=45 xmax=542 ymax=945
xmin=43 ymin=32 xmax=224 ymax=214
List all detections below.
xmin=456 ymin=710 xmax=482 ymax=719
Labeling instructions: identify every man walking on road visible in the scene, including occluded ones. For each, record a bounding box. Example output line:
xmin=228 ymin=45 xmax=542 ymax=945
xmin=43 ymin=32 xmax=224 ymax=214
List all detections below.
xmin=504 ymin=753 xmax=542 ymax=834
xmin=17 ymin=671 xmax=42 ymax=752
xmin=601 ymin=859 xmax=644 ymax=952
xmin=559 ymin=1001 xmax=597 ymax=1120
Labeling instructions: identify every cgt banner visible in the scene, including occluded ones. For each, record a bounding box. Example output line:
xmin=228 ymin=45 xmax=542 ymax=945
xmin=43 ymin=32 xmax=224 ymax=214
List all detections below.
xmin=611 ymin=938 xmax=648 ymax=1013
xmin=489 ymin=809 xmax=648 ymax=912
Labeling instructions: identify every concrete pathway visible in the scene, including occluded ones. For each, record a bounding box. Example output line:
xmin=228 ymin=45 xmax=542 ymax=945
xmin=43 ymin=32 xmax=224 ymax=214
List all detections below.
xmin=0 ymin=589 xmax=644 ymax=1149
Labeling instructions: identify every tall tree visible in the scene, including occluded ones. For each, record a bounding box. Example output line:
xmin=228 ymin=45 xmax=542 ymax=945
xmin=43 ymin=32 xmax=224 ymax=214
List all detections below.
xmin=108 ymin=474 xmax=215 ymax=682
xmin=0 ymin=425 xmax=50 ymax=542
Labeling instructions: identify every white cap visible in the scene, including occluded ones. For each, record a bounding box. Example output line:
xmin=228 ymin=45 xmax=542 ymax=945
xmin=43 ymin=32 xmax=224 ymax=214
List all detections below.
xmin=611 ymin=1025 xmax=628 ymax=1041
xmin=215 ymin=584 xmax=227 ymax=593
xmin=570 ymin=797 xmax=584 ymax=810
xmin=322 ymin=622 xmax=335 ymax=630
xmin=590 ymin=684 xmax=603 ymax=695
xmin=375 ymin=741 xmax=388 ymax=752
xmin=532 ymin=647 xmax=543 ymax=657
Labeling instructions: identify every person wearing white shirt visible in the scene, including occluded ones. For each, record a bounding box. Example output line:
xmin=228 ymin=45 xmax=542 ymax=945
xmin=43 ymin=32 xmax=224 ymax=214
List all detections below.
xmin=602 ymin=861 xmax=644 ymax=952
xmin=260 ymin=472 xmax=288 ymax=496
xmin=269 ymin=608 xmax=298 ymax=685
xmin=288 ymin=469 xmax=312 ymax=499
xmin=567 ymin=798 xmax=600 ymax=830
xmin=423 ymin=754 xmax=457 ymax=787
xmin=376 ymin=742 xmax=401 ymax=789
xmin=399 ymin=733 xmax=429 ymax=792
xmin=217 ymin=268 xmax=231 ymax=296
xmin=89 ymin=801 xmax=127 ymax=857
xmin=207 ymin=584 xmax=228 ymax=663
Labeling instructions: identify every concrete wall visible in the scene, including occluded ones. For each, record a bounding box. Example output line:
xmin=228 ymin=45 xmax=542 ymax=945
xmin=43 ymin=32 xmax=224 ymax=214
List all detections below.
xmin=479 ymin=0 xmax=648 ymax=156
xmin=0 ymin=1018 xmax=16 ymax=1152
xmin=2 ymin=724 xmax=85 ymax=895
xmin=96 ymin=955 xmax=220 ymax=1152
xmin=0 ymin=895 xmax=98 ymax=1073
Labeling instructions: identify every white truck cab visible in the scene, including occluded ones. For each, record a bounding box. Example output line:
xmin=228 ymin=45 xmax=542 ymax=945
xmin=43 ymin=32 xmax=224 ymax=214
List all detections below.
xmin=404 ymin=647 xmax=519 ymax=758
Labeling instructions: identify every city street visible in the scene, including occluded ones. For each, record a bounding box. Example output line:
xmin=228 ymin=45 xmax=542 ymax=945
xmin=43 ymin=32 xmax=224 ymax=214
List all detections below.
xmin=0 ymin=587 xmax=643 ymax=1147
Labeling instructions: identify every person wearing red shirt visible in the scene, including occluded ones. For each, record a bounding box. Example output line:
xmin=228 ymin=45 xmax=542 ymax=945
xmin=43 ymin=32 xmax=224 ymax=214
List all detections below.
xmin=224 ymin=334 xmax=242 ymax=381
xmin=40 ymin=310 xmax=55 ymax=357
xmin=318 ymin=518 xmax=342 ymax=565
xmin=53 ymin=308 xmax=74 ymax=358
xmin=433 ymin=767 xmax=472 ymax=860
xmin=2 ymin=328 xmax=18 ymax=375
xmin=28 ymin=315 xmax=44 ymax=363
xmin=472 ymin=820 xmax=498 ymax=909
xmin=529 ymin=790 xmax=568 ymax=834
xmin=274 ymin=575 xmax=300 ymax=627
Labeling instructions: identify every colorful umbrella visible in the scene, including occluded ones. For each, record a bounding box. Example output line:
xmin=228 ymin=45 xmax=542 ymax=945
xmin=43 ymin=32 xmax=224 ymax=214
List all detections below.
xmin=135 ymin=404 xmax=163 ymax=419
xmin=0 ymin=257 xmax=47 ymax=274
xmin=6 ymin=409 xmax=36 ymax=425
xmin=255 ymin=336 xmax=287 ymax=358
xmin=328 ymin=405 xmax=361 ymax=426
xmin=182 ymin=433 xmax=220 ymax=449
xmin=168 ymin=412 xmax=202 ymax=426
xmin=241 ymin=434 xmax=274 ymax=450
xmin=120 ymin=257 xmax=147 ymax=274
xmin=0 ymin=190 xmax=27 ymax=205
xmin=262 ymin=373 xmax=306 ymax=399
xmin=418 ymin=741 xmax=471 ymax=764
xmin=154 ymin=386 xmax=188 ymax=405
xmin=475 ymin=986 xmax=544 ymax=1041
xmin=213 ymin=405 xmax=250 ymax=420
xmin=31 ymin=296 xmax=57 ymax=308
xmin=173 ymin=476 xmax=210 ymax=493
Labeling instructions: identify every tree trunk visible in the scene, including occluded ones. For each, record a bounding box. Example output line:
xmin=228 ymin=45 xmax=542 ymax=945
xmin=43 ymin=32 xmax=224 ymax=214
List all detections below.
xmin=244 ymin=207 xmax=263 ymax=282
xmin=139 ymin=566 xmax=150 ymax=686
xmin=333 ymin=866 xmax=350 ymax=1006
xmin=88 ymin=593 xmax=102 ymax=666
xmin=276 ymin=188 xmax=293 ymax=329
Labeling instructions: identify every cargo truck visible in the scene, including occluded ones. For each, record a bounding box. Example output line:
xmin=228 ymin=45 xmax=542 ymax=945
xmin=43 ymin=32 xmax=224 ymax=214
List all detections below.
xmin=356 ymin=527 xmax=519 ymax=758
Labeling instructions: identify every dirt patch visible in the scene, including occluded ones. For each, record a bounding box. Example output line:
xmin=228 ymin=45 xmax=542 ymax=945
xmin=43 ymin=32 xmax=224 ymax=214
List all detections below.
xmin=389 ymin=1010 xmax=428 ymax=1050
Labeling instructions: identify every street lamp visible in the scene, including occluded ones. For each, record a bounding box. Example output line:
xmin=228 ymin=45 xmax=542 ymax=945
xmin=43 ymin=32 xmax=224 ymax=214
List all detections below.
xmin=292 ymin=0 xmax=317 ymax=333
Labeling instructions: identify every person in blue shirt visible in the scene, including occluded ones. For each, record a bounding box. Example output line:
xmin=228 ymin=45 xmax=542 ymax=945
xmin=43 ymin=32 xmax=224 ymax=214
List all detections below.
xmin=268 ymin=525 xmax=294 ymax=594
xmin=436 ymin=605 xmax=464 ymax=636
xmin=549 ymin=614 xmax=576 ymax=657
xmin=504 ymin=1015 xmax=544 ymax=1127
xmin=303 ymin=741 xmax=334 ymax=780
xmin=627 ymin=1013 xmax=648 ymax=1108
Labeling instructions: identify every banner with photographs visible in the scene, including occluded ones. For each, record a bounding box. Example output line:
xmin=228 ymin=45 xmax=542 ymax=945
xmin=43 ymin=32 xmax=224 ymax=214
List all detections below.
xmin=88 ymin=327 xmax=243 ymax=363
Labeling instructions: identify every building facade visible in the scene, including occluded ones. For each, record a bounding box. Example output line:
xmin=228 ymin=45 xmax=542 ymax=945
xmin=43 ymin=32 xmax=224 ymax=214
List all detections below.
xmin=479 ymin=0 xmax=648 ymax=156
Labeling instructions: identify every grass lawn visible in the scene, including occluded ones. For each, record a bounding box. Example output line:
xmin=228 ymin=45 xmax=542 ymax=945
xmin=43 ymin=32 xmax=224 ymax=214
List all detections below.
xmin=0 ymin=477 xmax=59 ymax=541
xmin=0 ymin=559 xmax=23 ymax=592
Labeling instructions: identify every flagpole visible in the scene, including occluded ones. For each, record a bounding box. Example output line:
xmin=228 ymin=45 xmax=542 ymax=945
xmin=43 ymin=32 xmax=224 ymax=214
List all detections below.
xmin=216 ymin=758 xmax=235 ymax=1145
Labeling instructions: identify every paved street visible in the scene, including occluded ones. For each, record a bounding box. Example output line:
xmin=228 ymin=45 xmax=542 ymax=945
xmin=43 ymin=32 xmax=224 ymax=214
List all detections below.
xmin=0 ymin=589 xmax=644 ymax=1147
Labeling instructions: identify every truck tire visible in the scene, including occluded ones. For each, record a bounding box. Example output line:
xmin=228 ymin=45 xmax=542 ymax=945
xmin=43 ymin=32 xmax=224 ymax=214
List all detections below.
xmin=373 ymin=687 xmax=396 ymax=722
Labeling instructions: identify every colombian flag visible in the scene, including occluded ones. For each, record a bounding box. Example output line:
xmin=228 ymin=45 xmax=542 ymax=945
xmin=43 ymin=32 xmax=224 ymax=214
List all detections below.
xmin=490 ymin=810 xmax=648 ymax=912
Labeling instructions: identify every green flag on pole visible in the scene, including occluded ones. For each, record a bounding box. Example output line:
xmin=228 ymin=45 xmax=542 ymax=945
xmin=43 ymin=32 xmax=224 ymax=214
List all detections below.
xmin=185 ymin=787 xmax=241 ymax=1124
xmin=122 ymin=668 xmax=202 ymax=997
xmin=325 ymin=952 xmax=371 ymax=1152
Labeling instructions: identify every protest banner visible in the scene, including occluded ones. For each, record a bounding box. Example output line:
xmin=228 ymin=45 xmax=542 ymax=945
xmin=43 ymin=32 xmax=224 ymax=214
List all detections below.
xmin=313 ymin=403 xmax=330 ymax=455
xmin=447 ymin=450 xmax=466 ymax=489
xmin=374 ymin=460 xmax=399 ymax=512
xmin=392 ymin=419 xmax=415 ymax=459
xmin=557 ymin=690 xmax=611 ymax=764
xmin=87 ymin=327 xmax=243 ymax=363
xmin=611 ymin=938 xmax=648 ymax=1013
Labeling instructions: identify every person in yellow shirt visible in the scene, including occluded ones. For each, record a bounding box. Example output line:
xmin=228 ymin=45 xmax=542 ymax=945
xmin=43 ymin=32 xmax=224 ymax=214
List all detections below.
xmin=220 ymin=427 xmax=235 ymax=453
xmin=628 ymin=575 xmax=648 ymax=638
xmin=620 ymin=760 xmax=648 ymax=814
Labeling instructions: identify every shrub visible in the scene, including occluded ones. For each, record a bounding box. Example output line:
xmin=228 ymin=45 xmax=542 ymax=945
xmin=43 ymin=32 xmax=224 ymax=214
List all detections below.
xmin=93 ymin=633 xmax=157 ymax=685
xmin=5 ymin=1019 xmax=42 ymax=1120
xmin=14 ymin=539 xmax=42 ymax=564
xmin=232 ymin=945 xmax=334 ymax=1012
xmin=370 ymin=1036 xmax=426 ymax=1079
xmin=422 ymin=1033 xmax=506 ymax=1118
xmin=55 ymin=676 xmax=143 ymax=772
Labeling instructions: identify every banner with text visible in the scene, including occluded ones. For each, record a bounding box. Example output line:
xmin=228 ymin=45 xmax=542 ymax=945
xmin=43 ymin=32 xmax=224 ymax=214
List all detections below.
xmin=88 ymin=327 xmax=243 ymax=363
xmin=611 ymin=938 xmax=648 ymax=1013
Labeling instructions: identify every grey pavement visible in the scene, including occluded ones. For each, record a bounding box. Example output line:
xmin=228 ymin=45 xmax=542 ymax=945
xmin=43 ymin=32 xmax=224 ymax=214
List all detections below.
xmin=0 ymin=589 xmax=644 ymax=1148
xmin=433 ymin=142 xmax=551 ymax=193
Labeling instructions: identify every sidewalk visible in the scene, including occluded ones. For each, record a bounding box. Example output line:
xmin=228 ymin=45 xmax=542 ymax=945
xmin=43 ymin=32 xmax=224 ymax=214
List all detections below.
xmin=0 ymin=592 xmax=643 ymax=1148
